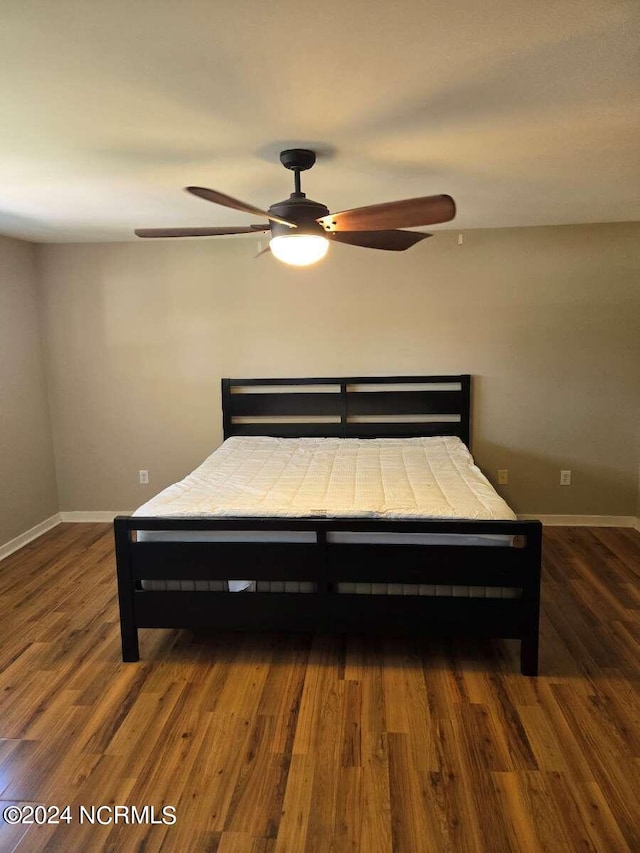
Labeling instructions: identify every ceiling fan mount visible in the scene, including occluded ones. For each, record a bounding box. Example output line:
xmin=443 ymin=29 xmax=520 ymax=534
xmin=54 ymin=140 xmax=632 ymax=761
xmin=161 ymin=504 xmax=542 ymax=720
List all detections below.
xmin=135 ymin=148 xmax=456 ymax=265
xmin=279 ymin=148 xmax=317 ymax=172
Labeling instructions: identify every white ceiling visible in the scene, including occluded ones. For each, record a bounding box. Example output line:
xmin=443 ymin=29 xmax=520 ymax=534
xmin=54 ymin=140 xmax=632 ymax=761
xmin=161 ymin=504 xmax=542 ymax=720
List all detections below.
xmin=1 ymin=0 xmax=638 ymax=242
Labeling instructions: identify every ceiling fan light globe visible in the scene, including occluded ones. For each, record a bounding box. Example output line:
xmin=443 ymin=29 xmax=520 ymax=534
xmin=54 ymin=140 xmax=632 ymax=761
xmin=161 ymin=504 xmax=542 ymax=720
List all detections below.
xmin=269 ymin=235 xmax=329 ymax=266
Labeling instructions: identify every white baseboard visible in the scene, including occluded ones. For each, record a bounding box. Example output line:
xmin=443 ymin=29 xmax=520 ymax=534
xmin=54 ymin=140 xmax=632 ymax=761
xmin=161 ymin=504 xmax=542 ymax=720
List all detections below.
xmin=52 ymin=511 xmax=640 ymax=530
xmin=59 ymin=511 xmax=131 ymax=522
xmin=2 ymin=511 xmax=636 ymax=565
xmin=518 ymin=514 xmax=639 ymax=528
xmin=0 ymin=513 xmax=62 ymax=562
xmin=19 ymin=510 xmax=640 ymax=529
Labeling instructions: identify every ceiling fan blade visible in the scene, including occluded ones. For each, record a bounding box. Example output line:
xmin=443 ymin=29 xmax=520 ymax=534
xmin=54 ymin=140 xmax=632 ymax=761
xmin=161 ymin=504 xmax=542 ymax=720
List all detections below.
xmin=135 ymin=225 xmax=270 ymax=238
xmin=186 ymin=186 xmax=296 ymax=228
xmin=330 ymin=229 xmax=431 ymax=251
xmin=318 ymin=194 xmax=455 ymax=232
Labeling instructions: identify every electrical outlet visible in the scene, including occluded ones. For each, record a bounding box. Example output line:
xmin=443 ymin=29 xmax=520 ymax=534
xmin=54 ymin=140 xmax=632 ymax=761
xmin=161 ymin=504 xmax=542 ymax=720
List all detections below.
xmin=498 ymin=469 xmax=509 ymax=485
xmin=560 ymin=469 xmax=571 ymax=486
xmin=139 ymin=469 xmax=149 ymax=485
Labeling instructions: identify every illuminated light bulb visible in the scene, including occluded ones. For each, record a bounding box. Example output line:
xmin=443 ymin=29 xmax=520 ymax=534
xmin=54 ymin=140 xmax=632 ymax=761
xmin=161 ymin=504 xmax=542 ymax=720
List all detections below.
xmin=269 ymin=234 xmax=329 ymax=267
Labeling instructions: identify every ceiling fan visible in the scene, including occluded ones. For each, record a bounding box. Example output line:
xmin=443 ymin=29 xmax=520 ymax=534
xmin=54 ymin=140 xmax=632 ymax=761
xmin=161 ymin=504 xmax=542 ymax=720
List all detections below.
xmin=135 ymin=149 xmax=456 ymax=266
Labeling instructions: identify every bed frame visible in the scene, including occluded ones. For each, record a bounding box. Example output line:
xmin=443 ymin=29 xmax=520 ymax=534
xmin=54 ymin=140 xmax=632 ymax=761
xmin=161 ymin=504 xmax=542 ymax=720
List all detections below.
xmin=114 ymin=375 xmax=542 ymax=675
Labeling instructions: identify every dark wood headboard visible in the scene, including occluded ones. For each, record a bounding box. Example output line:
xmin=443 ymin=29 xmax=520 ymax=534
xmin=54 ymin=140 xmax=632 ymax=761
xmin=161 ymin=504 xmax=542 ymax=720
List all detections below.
xmin=222 ymin=375 xmax=471 ymax=446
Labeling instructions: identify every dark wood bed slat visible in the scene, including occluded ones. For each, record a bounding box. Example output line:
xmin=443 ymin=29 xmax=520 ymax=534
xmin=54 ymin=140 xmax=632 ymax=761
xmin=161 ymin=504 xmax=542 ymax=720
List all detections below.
xmin=324 ymin=596 xmax=523 ymax=637
xmin=226 ymin=375 xmax=465 ymax=386
xmin=229 ymin=423 xmax=345 ymax=438
xmin=346 ymin=389 xmax=464 ymax=416
xmin=234 ymin=422 xmax=468 ymax=439
xmin=133 ymin=592 xmax=523 ymax=637
xmin=344 ymin=422 xmax=464 ymax=439
xmin=131 ymin=542 xmax=321 ymax=581
xmin=230 ymin=392 xmax=343 ymax=417
xmin=229 ymin=390 xmax=464 ymax=417
xmin=135 ymin=592 xmax=325 ymax=630
xmin=130 ymin=542 xmax=528 ymax=586
xmin=326 ymin=544 xmax=531 ymax=585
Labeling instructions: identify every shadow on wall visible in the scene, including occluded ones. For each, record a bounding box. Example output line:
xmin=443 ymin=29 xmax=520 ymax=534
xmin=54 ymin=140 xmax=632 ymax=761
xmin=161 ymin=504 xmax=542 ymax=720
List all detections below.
xmin=474 ymin=442 xmax=636 ymax=517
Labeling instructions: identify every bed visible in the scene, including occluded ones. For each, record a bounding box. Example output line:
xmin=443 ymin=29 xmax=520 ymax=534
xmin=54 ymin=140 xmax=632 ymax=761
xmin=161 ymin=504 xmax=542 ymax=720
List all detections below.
xmin=114 ymin=375 xmax=542 ymax=675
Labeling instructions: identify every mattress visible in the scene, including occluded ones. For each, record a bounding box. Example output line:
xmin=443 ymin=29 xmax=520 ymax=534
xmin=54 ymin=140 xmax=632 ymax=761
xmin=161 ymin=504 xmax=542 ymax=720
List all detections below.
xmin=134 ymin=435 xmax=519 ymax=597
xmin=134 ymin=435 xmax=516 ymax=520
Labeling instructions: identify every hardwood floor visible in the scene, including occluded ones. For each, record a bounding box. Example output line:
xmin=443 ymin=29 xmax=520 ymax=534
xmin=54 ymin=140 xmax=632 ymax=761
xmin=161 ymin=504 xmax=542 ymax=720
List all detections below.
xmin=0 ymin=523 xmax=638 ymax=852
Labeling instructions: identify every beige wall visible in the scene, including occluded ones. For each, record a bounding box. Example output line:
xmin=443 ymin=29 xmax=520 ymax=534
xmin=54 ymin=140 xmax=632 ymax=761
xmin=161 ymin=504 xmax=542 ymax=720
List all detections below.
xmin=36 ymin=222 xmax=640 ymax=516
xmin=0 ymin=236 xmax=58 ymax=546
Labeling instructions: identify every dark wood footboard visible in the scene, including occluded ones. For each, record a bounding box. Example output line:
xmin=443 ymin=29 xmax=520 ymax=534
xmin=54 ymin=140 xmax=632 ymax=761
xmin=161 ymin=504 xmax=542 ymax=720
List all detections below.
xmin=114 ymin=516 xmax=542 ymax=675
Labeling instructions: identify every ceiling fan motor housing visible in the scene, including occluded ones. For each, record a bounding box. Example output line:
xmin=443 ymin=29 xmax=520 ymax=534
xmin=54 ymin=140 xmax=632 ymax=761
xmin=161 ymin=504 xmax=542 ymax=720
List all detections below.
xmin=268 ymin=196 xmax=330 ymax=238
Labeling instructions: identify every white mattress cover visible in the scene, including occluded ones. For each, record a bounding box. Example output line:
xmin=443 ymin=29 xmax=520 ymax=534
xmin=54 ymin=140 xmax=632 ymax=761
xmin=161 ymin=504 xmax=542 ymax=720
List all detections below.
xmin=133 ymin=435 xmax=516 ymax=522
